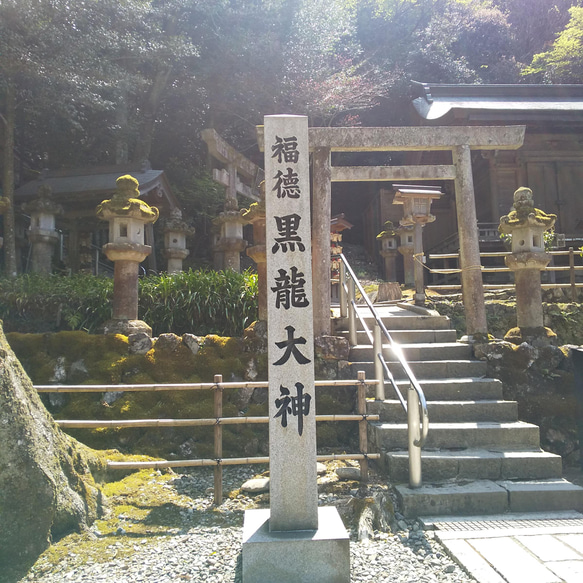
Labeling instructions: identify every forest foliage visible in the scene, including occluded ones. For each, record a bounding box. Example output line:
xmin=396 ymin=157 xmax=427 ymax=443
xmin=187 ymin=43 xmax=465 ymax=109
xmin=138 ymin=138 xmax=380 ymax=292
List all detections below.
xmin=2 ymin=0 xmax=583 ymax=269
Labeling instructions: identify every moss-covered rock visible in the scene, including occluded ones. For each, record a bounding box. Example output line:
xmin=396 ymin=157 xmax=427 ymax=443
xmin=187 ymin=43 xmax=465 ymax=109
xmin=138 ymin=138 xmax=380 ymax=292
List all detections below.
xmin=0 ymin=324 xmax=104 ymax=581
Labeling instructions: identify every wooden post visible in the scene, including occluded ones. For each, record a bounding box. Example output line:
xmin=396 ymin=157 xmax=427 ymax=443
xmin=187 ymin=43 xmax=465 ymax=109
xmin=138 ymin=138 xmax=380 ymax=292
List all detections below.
xmin=213 ymin=374 xmax=223 ymax=505
xmin=357 ymin=371 xmax=368 ymax=483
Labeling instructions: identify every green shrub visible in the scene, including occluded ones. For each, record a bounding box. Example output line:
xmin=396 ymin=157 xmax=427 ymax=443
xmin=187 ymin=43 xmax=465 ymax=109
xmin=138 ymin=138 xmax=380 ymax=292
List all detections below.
xmin=0 ymin=273 xmax=113 ymax=333
xmin=0 ymin=270 xmax=258 ymax=336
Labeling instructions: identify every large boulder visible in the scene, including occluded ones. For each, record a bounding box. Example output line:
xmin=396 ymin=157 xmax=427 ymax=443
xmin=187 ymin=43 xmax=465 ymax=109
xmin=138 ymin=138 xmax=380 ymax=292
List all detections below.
xmin=0 ymin=323 xmax=103 ymax=580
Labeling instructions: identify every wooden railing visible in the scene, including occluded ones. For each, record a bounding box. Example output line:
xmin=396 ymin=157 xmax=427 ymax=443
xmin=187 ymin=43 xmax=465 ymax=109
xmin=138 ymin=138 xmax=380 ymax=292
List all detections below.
xmin=427 ymin=247 xmax=583 ymax=299
xmin=36 ymin=374 xmax=381 ymax=505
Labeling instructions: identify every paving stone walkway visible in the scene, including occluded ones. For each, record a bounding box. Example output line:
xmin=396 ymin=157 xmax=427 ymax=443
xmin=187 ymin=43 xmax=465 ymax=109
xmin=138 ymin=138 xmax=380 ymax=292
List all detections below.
xmin=421 ymin=511 xmax=583 ymax=583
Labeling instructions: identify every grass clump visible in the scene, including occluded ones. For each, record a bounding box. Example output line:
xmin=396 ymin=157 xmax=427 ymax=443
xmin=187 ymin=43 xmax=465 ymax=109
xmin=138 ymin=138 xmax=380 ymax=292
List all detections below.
xmin=0 ymin=269 xmax=258 ymax=337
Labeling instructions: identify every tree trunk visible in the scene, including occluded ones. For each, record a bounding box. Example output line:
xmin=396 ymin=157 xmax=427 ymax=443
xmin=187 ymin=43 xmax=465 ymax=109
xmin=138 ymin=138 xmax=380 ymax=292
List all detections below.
xmin=2 ymin=82 xmax=18 ymax=276
xmin=0 ymin=323 xmax=103 ymax=579
xmin=131 ymin=65 xmax=173 ymax=163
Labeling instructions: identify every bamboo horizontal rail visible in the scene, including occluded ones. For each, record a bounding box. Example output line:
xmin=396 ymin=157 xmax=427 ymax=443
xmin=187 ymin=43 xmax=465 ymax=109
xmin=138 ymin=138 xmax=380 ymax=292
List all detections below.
xmin=429 ymin=249 xmax=583 ymax=260
xmin=428 ymin=282 xmax=583 ymax=290
xmin=35 ymin=378 xmax=379 ymax=393
xmin=56 ymin=413 xmax=380 ymax=429
xmin=107 ymin=452 xmax=381 ymax=471
xmin=38 ymin=372 xmax=379 ymax=504
xmin=430 ymin=265 xmax=583 ymax=274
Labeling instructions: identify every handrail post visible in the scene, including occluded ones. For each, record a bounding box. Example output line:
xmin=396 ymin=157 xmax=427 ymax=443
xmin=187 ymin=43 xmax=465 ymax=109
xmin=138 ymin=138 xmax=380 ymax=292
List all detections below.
xmin=339 ymin=260 xmax=348 ymax=318
xmin=373 ymin=322 xmax=385 ymax=401
xmin=357 ymin=371 xmax=369 ymax=483
xmin=570 ymin=247 xmax=577 ymax=302
xmin=213 ymin=374 xmax=223 ymax=505
xmin=407 ymin=385 xmax=422 ymax=488
xmin=348 ymin=277 xmax=357 ymax=346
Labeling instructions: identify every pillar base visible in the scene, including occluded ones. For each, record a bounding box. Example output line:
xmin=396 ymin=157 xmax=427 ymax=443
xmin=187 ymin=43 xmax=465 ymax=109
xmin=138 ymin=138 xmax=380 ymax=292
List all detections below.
xmin=100 ymin=319 xmax=152 ymax=337
xmin=242 ymin=507 xmax=350 ymax=583
xmin=414 ymin=292 xmax=426 ymax=306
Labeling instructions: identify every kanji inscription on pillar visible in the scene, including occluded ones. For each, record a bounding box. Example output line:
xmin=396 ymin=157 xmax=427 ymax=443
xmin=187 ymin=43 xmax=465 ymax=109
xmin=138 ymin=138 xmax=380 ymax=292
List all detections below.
xmin=265 ymin=115 xmax=318 ymax=532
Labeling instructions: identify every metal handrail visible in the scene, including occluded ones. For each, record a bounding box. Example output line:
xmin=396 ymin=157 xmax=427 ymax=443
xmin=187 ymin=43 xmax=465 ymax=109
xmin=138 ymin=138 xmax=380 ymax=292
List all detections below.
xmin=338 ymin=253 xmax=429 ymax=488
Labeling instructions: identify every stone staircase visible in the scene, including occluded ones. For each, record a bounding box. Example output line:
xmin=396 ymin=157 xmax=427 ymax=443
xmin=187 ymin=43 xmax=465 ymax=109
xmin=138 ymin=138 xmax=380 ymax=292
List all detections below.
xmin=333 ymin=304 xmax=583 ymax=518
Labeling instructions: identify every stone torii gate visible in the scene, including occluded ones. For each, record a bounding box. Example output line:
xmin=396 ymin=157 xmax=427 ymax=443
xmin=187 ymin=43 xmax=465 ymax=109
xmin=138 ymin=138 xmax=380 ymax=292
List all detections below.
xmin=202 ymin=129 xmax=264 ymax=271
xmin=258 ymin=125 xmax=525 ymax=340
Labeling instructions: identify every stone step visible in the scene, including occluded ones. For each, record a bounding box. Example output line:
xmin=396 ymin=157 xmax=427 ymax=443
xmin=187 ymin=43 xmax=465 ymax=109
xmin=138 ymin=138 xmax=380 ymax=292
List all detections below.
xmin=349 ymin=342 xmax=472 ymax=362
xmin=370 ymin=421 xmax=541 ymax=450
xmin=347 ymin=359 xmax=488 ymax=380
xmin=336 ymin=329 xmax=458 ymax=345
xmin=384 ymin=449 xmax=563 ymax=483
xmin=367 ymin=399 xmax=518 ymax=423
xmin=395 ymin=479 xmax=583 ymax=518
xmin=334 ymin=314 xmax=452 ymax=331
xmin=391 ymin=378 xmax=504 ymax=401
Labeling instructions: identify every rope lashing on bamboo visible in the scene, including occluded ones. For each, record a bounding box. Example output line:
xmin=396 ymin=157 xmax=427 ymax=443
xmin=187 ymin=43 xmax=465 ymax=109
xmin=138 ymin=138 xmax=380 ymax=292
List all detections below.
xmin=413 ymin=251 xmax=484 ymax=275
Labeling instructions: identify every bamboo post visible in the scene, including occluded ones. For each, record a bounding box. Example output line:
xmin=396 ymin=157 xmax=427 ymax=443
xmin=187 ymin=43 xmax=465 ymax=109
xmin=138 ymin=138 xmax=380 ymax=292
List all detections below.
xmin=357 ymin=371 xmax=369 ymax=483
xmin=213 ymin=374 xmax=223 ymax=505
xmin=407 ymin=385 xmax=422 ymax=488
xmin=570 ymin=247 xmax=577 ymax=302
xmin=339 ymin=260 xmax=347 ymax=318
xmin=373 ymin=322 xmax=385 ymax=401
xmin=348 ymin=277 xmax=357 ymax=346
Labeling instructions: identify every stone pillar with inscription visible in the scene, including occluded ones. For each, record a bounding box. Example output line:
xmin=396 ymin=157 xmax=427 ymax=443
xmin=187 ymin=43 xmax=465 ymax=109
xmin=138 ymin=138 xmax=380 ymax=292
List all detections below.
xmin=242 ymin=115 xmax=349 ymax=583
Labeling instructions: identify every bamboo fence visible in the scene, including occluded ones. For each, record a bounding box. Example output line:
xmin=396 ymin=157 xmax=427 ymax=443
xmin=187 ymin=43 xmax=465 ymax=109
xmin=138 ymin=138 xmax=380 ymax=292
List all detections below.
xmin=36 ymin=372 xmax=381 ymax=505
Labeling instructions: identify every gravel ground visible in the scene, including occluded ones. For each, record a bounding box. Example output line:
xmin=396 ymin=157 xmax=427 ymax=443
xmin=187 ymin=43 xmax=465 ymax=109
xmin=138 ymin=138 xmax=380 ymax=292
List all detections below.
xmin=19 ymin=466 xmax=476 ymax=583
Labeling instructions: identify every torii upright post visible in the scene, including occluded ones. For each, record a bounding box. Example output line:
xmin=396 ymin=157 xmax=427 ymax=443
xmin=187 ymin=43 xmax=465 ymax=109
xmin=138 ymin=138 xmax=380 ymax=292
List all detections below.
xmin=242 ymin=115 xmax=349 ymax=583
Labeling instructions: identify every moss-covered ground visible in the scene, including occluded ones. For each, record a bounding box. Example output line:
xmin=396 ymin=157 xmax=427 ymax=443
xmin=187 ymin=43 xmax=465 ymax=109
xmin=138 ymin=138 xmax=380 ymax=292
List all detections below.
xmin=22 ymin=458 xmax=368 ymax=582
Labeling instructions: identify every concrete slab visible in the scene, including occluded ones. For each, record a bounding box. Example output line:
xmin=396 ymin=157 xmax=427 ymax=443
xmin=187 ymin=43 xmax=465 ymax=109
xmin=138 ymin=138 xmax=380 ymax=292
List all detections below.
xmin=395 ymin=479 xmax=508 ymax=517
xmin=556 ymin=533 xmax=583 ymax=554
xmin=497 ymin=479 xmax=583 ymax=513
xmin=546 ymin=560 xmax=583 ymax=583
xmin=242 ymin=506 xmax=350 ymax=583
xmin=516 ymin=534 xmax=582 ymax=562
xmin=463 ymin=537 xmax=561 ymax=583
xmin=429 ymin=513 xmax=583 ymax=583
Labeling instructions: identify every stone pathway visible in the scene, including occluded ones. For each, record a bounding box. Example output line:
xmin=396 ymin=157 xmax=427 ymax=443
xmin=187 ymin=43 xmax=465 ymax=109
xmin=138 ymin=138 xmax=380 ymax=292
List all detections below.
xmin=421 ymin=511 xmax=583 ymax=583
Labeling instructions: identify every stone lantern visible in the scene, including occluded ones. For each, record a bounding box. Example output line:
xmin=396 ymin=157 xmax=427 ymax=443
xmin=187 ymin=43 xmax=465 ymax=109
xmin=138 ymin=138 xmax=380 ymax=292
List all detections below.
xmin=241 ymin=185 xmax=267 ymax=321
xmin=212 ymin=197 xmax=247 ymax=272
xmin=396 ymin=224 xmax=415 ymax=286
xmin=96 ymin=175 xmax=159 ymax=336
xmin=393 ymin=185 xmax=442 ymax=305
xmin=499 ymin=187 xmax=556 ymax=344
xmin=163 ymin=208 xmax=194 ymax=273
xmin=21 ymin=185 xmax=63 ymax=274
xmin=376 ymin=221 xmax=399 ymax=282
